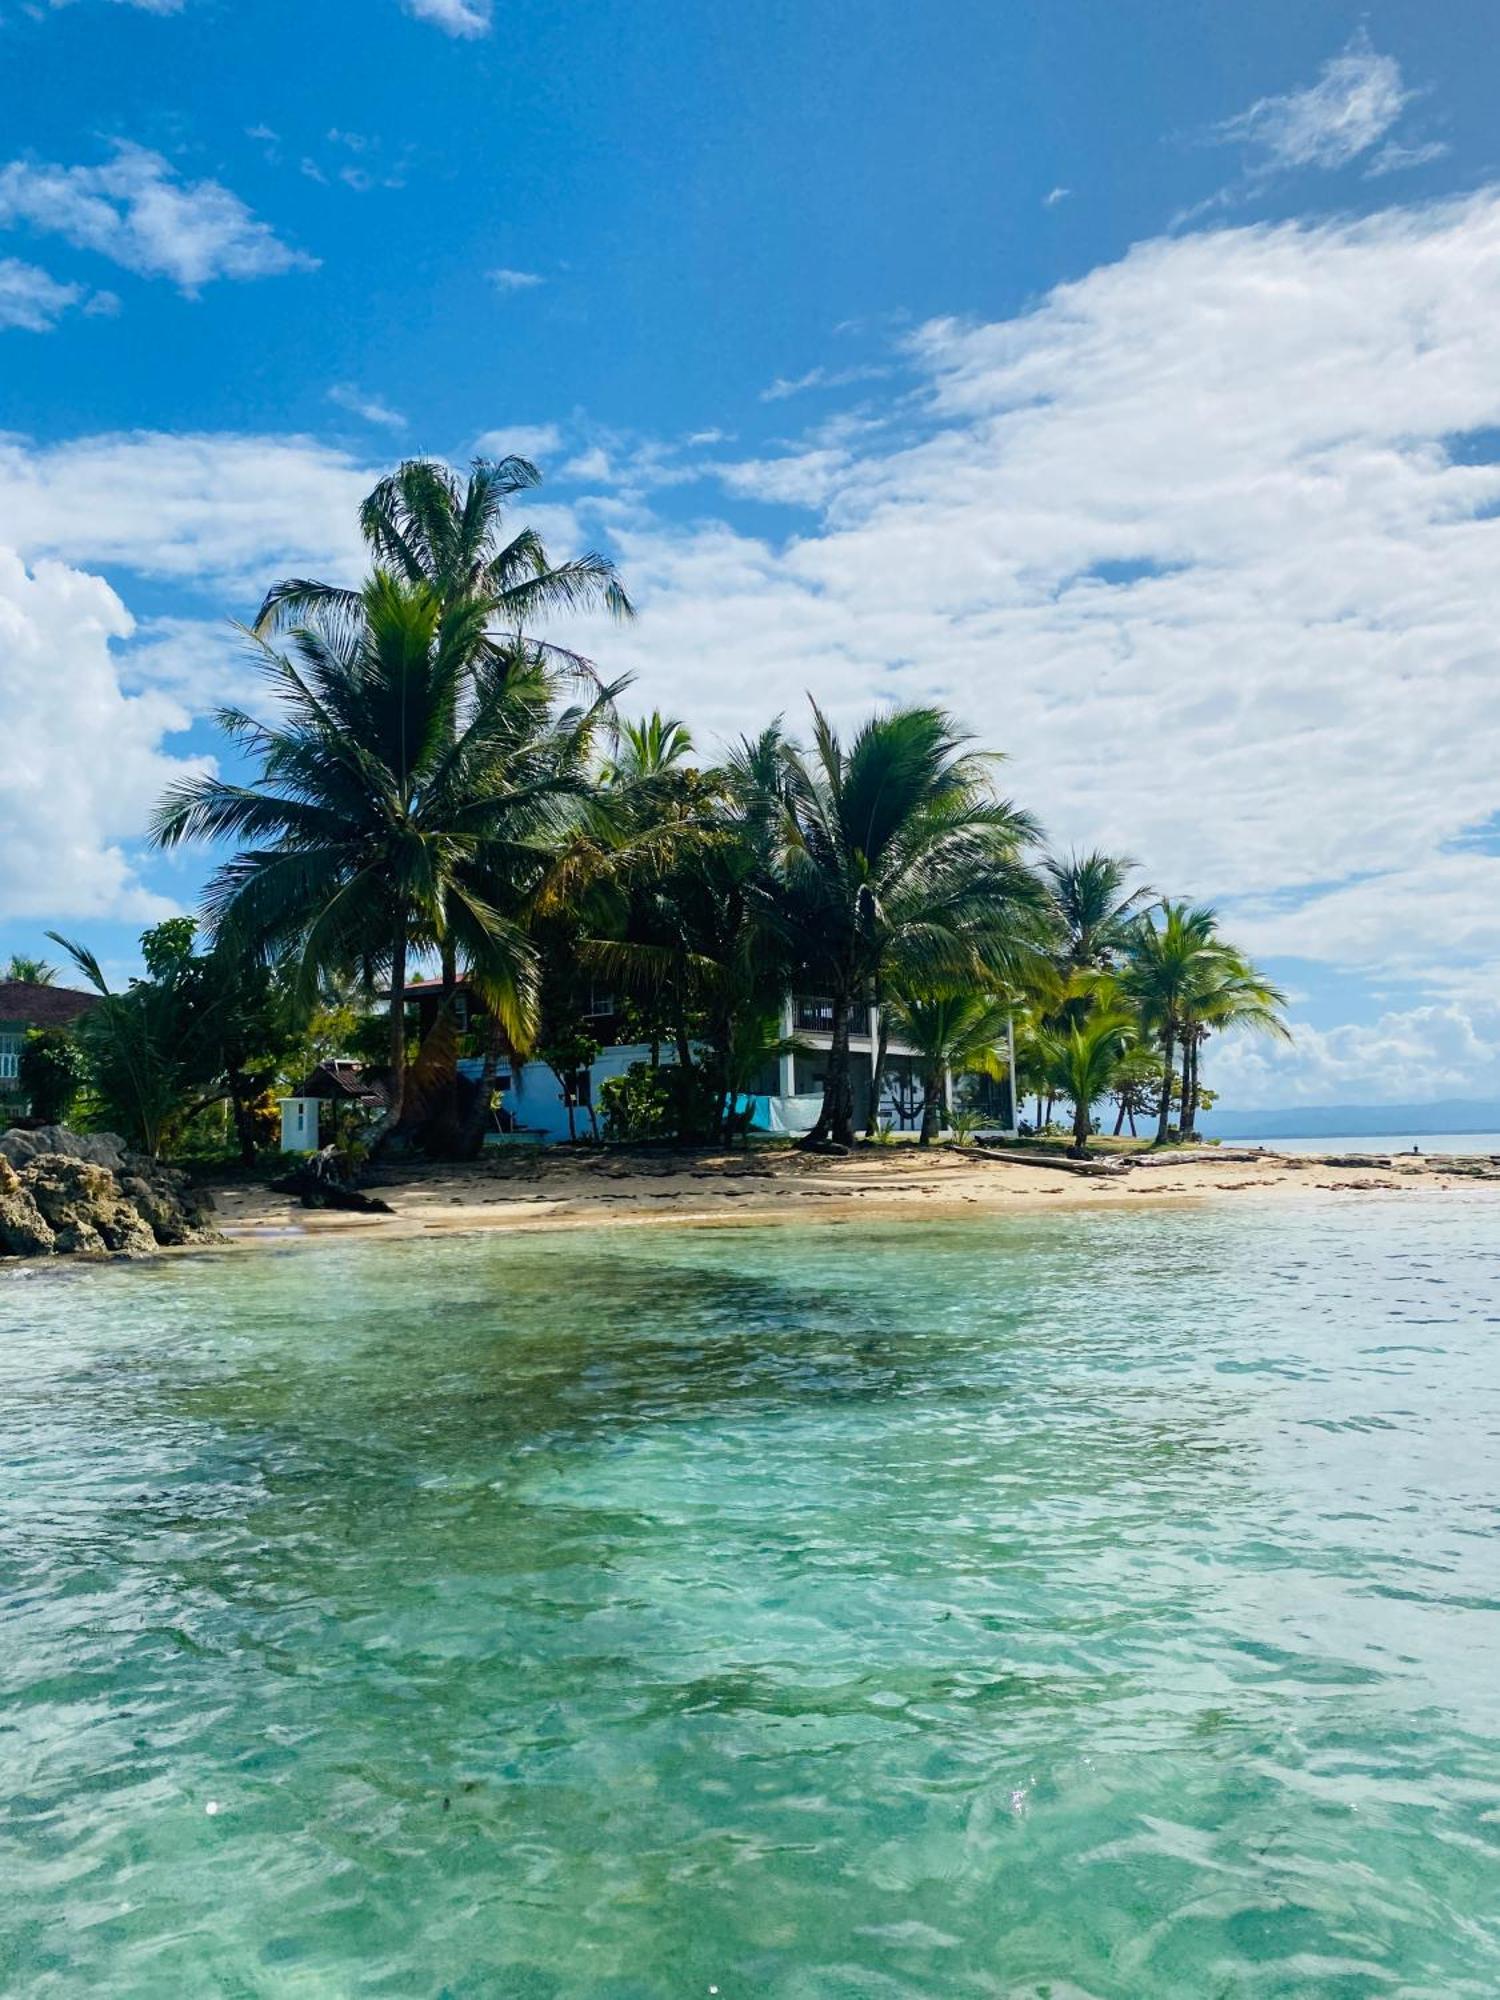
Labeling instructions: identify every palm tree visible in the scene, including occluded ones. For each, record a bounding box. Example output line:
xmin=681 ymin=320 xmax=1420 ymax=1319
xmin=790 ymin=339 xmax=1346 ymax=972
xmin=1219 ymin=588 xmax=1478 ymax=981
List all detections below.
xmin=152 ymin=574 xmax=605 ymax=1140
xmin=1178 ymin=948 xmax=1289 ymax=1140
xmin=1038 ymin=1006 xmax=1139 ymax=1155
xmin=4 ymin=954 xmax=57 ymax=985
xmin=577 ymin=723 xmax=798 ymax=1141
xmin=1042 ymin=850 xmax=1154 ymax=971
xmin=256 ymin=454 xmax=632 ymax=668
xmin=1116 ymin=902 xmax=1225 ymax=1145
xmin=888 ymin=988 xmax=1011 ymax=1144
xmin=781 ymin=704 xmax=1044 ymax=1149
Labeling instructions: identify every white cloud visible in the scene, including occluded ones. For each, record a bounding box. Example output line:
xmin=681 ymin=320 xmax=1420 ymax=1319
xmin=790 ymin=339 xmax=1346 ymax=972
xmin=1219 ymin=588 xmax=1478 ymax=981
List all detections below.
xmin=761 ymin=363 xmax=891 ymax=402
xmin=1216 ymin=33 xmax=1409 ymax=174
xmin=0 ymin=431 xmax=371 ymax=591
xmin=1208 ymin=998 xmax=1500 ymax=1110
xmin=489 ymin=266 xmax=544 ymax=293
xmin=1043 ymin=186 xmax=1071 ymax=208
xmin=0 ymin=144 xmax=316 ymax=292
xmin=0 ymin=548 xmax=202 ymax=922
xmin=405 ymin=0 xmax=491 ymax=33
xmin=328 ymin=383 xmax=407 ymax=432
xmin=474 ymin=424 xmax=562 ymax=461
xmin=0 ymin=258 xmax=82 ymax=331
xmin=1367 ymin=139 xmax=1450 ymax=180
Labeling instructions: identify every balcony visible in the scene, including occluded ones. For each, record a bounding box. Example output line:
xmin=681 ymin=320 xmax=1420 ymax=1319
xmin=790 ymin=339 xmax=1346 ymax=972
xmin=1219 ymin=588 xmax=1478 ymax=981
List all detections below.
xmin=794 ymin=997 xmax=871 ymax=1038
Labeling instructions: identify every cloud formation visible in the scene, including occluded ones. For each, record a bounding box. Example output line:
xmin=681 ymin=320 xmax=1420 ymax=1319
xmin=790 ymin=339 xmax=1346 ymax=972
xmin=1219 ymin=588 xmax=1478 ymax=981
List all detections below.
xmin=489 ymin=267 xmax=544 ymax=293
xmin=328 ymin=384 xmax=407 ymax=431
xmin=405 ymin=0 xmax=491 ymax=38
xmin=0 ymin=548 xmax=203 ymax=922
xmin=0 ymin=144 xmax=316 ymax=292
xmin=1216 ymin=34 xmax=1410 ymax=173
xmin=0 ymin=257 xmax=82 ymax=331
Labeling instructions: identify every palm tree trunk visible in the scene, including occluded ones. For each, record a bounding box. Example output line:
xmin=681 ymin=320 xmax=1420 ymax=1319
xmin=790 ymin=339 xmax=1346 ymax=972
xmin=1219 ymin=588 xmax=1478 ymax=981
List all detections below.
xmin=800 ymin=996 xmax=855 ymax=1148
xmin=872 ymin=1001 xmax=889 ymax=1135
xmin=1072 ymin=1098 xmax=1091 ymax=1155
xmin=1113 ymin=1099 xmax=1126 ymax=1136
xmin=1153 ymin=1025 xmax=1175 ymax=1144
xmin=1181 ymin=1029 xmax=1203 ymax=1140
xmin=456 ymin=1014 xmax=504 ymax=1158
xmin=373 ymin=924 xmax=408 ymax=1145
xmin=919 ymin=1068 xmax=941 ymax=1146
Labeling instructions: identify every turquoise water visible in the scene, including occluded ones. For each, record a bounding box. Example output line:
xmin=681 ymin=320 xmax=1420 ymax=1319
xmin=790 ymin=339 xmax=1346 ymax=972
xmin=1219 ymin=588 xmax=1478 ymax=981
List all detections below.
xmin=3 ymin=1200 xmax=1499 ymax=1998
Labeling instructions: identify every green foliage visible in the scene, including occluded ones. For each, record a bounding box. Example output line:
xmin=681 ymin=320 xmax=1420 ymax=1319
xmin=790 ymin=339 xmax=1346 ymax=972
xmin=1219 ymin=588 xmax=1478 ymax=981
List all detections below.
xmin=780 ymin=704 xmax=1045 ymax=1146
xmin=1036 ymin=1005 xmax=1140 ymax=1154
xmin=596 ymin=1060 xmax=720 ymax=1144
xmin=4 ymin=953 xmax=58 ymax=986
xmin=47 ymin=922 xmax=306 ymax=1161
xmin=19 ymin=1028 xmax=85 ymax=1123
xmin=598 ymin=1061 xmax=674 ymax=1141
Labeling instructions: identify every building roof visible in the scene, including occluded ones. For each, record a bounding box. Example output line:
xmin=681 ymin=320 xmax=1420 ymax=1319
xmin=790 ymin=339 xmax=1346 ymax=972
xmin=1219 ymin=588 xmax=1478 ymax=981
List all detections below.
xmin=0 ymin=981 xmax=99 ymax=1030
xmin=292 ymin=1059 xmax=391 ymax=1106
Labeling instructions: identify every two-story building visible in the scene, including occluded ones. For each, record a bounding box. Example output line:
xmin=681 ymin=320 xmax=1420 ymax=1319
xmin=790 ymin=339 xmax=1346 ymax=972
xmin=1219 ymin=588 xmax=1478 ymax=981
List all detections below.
xmin=393 ymin=979 xmax=940 ymax=1142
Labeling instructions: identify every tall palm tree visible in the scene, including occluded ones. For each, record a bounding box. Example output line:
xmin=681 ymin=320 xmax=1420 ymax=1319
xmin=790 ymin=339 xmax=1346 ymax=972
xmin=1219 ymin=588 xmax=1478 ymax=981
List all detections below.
xmin=152 ymin=574 xmax=605 ymax=1139
xmin=577 ymin=723 xmax=797 ymax=1140
xmin=1038 ymin=1006 xmax=1139 ymax=1156
xmin=1042 ymin=850 xmax=1154 ymax=971
xmin=1178 ymin=948 xmax=1289 ymax=1140
xmin=1116 ymin=902 xmax=1224 ymax=1145
xmin=888 ymin=988 xmax=1012 ymax=1144
xmin=256 ymin=454 xmax=632 ymax=667
xmin=781 ymin=704 xmax=1044 ymax=1149
xmin=3 ymin=954 xmax=57 ymax=985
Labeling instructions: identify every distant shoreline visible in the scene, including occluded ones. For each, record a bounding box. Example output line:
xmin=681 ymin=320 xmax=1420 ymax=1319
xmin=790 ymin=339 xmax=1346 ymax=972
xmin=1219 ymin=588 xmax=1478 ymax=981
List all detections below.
xmin=202 ymin=1143 xmax=1500 ymax=1249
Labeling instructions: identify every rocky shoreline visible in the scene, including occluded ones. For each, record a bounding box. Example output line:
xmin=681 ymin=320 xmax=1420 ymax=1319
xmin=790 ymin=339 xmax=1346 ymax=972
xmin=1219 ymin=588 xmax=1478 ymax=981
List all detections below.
xmin=0 ymin=1127 xmax=219 ymax=1260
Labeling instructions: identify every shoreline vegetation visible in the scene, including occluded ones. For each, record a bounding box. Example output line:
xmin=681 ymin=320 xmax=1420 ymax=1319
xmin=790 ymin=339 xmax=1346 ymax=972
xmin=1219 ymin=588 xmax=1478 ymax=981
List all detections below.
xmin=0 ymin=453 xmax=1355 ymax=1212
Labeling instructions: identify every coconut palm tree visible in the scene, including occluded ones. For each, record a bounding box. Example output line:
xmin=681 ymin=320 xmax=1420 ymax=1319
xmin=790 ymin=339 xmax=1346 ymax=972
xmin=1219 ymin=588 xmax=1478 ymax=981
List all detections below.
xmin=576 ymin=723 xmax=798 ymax=1140
xmin=780 ymin=704 xmax=1044 ymax=1149
xmin=1042 ymin=850 xmax=1154 ymax=971
xmin=152 ymin=574 xmax=607 ymax=1140
xmin=888 ymin=988 xmax=1012 ymax=1144
xmin=256 ymin=454 xmax=632 ymax=666
xmin=1178 ymin=948 xmax=1289 ymax=1140
xmin=3 ymin=954 xmax=57 ymax=985
xmin=1116 ymin=902 xmax=1225 ymax=1145
xmin=1038 ymin=1005 xmax=1139 ymax=1155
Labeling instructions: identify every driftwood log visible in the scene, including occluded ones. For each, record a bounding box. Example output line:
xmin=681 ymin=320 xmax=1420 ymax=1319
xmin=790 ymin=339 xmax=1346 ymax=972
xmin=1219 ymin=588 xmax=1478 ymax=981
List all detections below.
xmin=269 ymin=1147 xmax=394 ymax=1213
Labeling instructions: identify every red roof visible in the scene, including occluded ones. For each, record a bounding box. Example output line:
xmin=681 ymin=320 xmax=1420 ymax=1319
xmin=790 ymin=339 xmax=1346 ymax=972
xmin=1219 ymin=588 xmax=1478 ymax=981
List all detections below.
xmin=0 ymin=981 xmax=99 ymax=1029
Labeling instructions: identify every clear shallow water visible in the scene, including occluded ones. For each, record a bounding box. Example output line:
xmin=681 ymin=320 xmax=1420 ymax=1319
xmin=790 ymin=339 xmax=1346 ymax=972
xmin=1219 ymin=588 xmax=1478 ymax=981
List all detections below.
xmin=3 ymin=1201 xmax=1499 ymax=1999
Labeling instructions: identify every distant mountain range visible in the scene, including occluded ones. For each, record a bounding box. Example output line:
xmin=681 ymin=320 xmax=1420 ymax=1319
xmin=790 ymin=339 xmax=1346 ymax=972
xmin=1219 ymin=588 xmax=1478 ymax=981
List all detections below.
xmin=1202 ymin=1100 xmax=1500 ymax=1140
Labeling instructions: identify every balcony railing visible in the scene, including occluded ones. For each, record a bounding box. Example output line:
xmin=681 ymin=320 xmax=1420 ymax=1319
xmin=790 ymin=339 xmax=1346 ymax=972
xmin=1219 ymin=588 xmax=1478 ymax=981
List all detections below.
xmin=794 ymin=997 xmax=870 ymax=1037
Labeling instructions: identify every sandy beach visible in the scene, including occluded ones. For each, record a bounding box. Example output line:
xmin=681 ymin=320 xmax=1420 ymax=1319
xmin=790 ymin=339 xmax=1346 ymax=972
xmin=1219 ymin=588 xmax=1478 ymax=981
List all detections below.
xmin=207 ymin=1141 xmax=1500 ymax=1244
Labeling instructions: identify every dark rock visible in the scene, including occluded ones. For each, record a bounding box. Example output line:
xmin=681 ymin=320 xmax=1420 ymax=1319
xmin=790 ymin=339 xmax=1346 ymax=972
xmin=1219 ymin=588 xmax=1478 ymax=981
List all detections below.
xmin=0 ymin=1125 xmax=126 ymax=1173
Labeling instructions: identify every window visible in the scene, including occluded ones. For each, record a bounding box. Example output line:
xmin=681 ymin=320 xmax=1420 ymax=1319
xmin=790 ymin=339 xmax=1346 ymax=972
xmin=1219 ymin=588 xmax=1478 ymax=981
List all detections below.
xmin=0 ymin=1033 xmax=21 ymax=1083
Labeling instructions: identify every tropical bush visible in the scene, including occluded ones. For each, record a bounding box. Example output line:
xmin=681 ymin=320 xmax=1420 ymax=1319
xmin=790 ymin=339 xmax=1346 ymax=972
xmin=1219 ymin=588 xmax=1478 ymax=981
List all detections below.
xmin=18 ymin=1029 xmax=85 ymax=1125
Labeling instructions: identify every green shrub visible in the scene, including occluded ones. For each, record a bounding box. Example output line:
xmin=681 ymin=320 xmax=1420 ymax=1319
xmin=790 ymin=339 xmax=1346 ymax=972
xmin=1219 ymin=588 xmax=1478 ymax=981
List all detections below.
xmin=19 ymin=1028 xmax=86 ymax=1125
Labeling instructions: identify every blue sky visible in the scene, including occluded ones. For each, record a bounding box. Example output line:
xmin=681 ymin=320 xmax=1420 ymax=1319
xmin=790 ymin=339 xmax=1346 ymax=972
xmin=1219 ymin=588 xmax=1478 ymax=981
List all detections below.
xmin=3 ymin=0 xmax=1499 ymax=1107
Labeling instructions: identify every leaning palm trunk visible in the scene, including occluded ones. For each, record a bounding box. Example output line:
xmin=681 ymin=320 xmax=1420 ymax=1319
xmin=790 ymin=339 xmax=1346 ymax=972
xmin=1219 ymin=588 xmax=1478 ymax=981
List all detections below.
xmin=456 ymin=1013 xmax=506 ymax=1158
